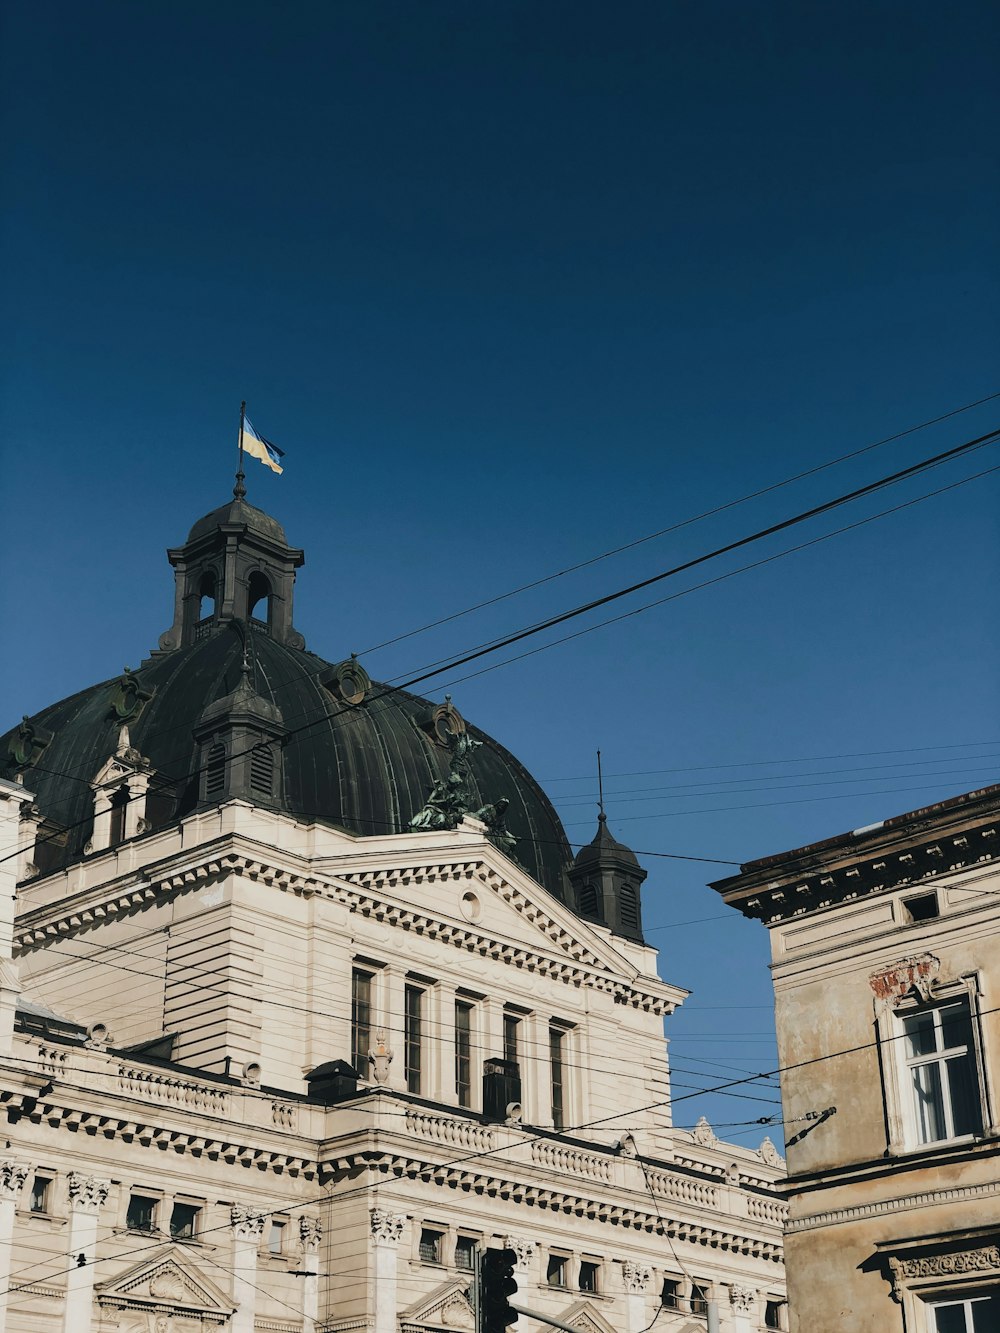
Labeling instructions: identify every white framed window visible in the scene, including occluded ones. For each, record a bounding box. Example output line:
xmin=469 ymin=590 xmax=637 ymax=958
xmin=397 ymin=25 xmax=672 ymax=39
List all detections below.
xmin=926 ymin=1290 xmax=999 ymax=1331
xmin=877 ymin=974 xmax=992 ymax=1155
xmin=902 ymin=999 xmax=983 ymax=1145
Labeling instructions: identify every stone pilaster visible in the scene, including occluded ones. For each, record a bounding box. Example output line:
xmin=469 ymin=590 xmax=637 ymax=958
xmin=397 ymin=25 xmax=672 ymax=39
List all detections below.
xmin=621 ymin=1260 xmax=652 ymax=1333
xmin=63 ymin=1173 xmax=110 ymax=1333
xmin=300 ymin=1216 xmax=323 ymax=1333
xmin=370 ymin=1209 xmax=406 ymax=1333
xmin=0 ymin=1162 xmax=29 ymax=1333
xmin=230 ymin=1204 xmax=267 ymax=1333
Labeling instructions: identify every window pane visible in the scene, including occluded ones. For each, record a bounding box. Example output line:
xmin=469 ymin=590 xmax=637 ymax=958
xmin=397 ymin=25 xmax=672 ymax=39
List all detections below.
xmin=455 ymin=1237 xmax=476 ymax=1270
xmin=405 ymin=985 xmax=423 ymax=1095
xmin=946 ymin=1054 xmax=984 ymax=1137
xmin=932 ymin=1304 xmax=970 ymax=1333
xmin=911 ymin=1061 xmax=946 ymax=1142
xmin=904 ymin=1010 xmax=937 ymax=1057
xmin=972 ymin=1295 xmax=1000 ymax=1333
xmin=352 ymin=969 xmax=372 ymax=1076
xmin=550 ymin=1026 xmax=565 ymax=1130
xmin=503 ymin=1014 xmax=520 ymax=1065
xmin=940 ymin=1002 xmax=974 ymax=1052
xmin=455 ymin=1002 xmax=472 ymax=1108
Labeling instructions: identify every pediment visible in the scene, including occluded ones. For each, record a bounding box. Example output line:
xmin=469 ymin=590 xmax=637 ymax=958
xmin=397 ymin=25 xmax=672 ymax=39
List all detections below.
xmin=95 ymin=1245 xmax=235 ymax=1318
xmin=556 ymin=1300 xmax=620 ymax=1333
xmin=330 ymin=843 xmax=683 ymax=1012
xmin=400 ymin=1278 xmax=476 ymax=1331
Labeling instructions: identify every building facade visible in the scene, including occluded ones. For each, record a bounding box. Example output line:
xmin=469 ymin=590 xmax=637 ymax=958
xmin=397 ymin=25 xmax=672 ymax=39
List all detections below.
xmin=0 ymin=494 xmax=787 ymax=1333
xmin=711 ymin=785 xmax=1000 ymax=1333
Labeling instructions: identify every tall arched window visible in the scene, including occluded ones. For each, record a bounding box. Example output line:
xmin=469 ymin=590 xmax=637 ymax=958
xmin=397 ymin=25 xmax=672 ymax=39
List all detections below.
xmin=247 ymin=572 xmax=271 ymax=625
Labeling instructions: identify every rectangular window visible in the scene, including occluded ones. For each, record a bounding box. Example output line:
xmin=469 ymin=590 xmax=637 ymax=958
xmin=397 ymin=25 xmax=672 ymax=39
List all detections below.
xmin=455 ymin=1001 xmax=473 ymax=1108
xmin=929 ymin=1292 xmax=1000 ymax=1332
xmin=455 ymin=1235 xmax=477 ymax=1271
xmin=170 ymin=1201 xmax=200 ymax=1240
xmin=550 ymin=1025 xmax=566 ymax=1130
xmin=690 ymin=1284 xmax=710 ymax=1317
xmin=579 ymin=1260 xmax=600 ymax=1293
xmin=351 ymin=968 xmax=373 ymax=1077
xmin=546 ymin=1254 xmax=568 ymax=1288
xmin=764 ymin=1299 xmax=785 ymax=1330
xmin=29 ymin=1175 xmax=52 ymax=1214
xmin=405 ymin=984 xmax=424 ymax=1095
xmin=420 ymin=1228 xmax=443 ymax=1264
xmin=902 ymin=998 xmax=984 ymax=1145
xmin=661 ymin=1279 xmax=681 ymax=1309
xmin=126 ymin=1193 xmax=158 ymax=1233
xmin=268 ymin=1220 xmax=286 ymax=1255
xmin=503 ymin=1013 xmax=520 ymax=1065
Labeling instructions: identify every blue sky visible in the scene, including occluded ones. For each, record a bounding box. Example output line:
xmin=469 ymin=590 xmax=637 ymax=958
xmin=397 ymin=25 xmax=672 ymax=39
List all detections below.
xmin=2 ymin=1 xmax=998 ymax=1143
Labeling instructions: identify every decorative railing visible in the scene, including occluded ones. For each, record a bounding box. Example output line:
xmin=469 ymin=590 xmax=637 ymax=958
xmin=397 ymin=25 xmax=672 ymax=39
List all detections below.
xmin=404 ymin=1110 xmax=496 ymax=1152
xmin=118 ymin=1064 xmax=231 ymax=1114
xmin=645 ymin=1168 xmax=719 ymax=1209
xmin=271 ymin=1100 xmax=297 ymax=1130
xmin=530 ymin=1141 xmax=611 ymax=1181
xmin=747 ymin=1195 xmax=788 ymax=1225
xmin=33 ymin=1044 xmax=71 ymax=1078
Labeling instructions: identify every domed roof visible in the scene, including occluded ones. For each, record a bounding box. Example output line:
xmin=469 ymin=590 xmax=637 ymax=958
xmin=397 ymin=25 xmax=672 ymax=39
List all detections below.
xmin=2 ymin=623 xmax=573 ymax=900
xmin=572 ymin=813 xmax=641 ymax=869
xmin=187 ymin=498 xmax=288 ymax=546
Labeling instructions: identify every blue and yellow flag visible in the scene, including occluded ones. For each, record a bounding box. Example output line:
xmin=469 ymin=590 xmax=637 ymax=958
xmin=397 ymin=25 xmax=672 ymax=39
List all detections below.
xmin=242 ymin=418 xmax=285 ymax=474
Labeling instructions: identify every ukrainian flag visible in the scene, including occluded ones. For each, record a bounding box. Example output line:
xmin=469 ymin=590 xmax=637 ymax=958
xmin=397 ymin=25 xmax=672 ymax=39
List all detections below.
xmin=242 ymin=418 xmax=285 ymax=474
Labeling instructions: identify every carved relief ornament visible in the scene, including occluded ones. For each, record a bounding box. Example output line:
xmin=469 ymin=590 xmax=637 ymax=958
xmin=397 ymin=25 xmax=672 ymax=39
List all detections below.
xmin=0 ymin=1161 xmax=29 ymax=1201
xmin=621 ymin=1260 xmax=652 ymax=1293
xmin=888 ymin=1247 xmax=1000 ymax=1300
xmin=691 ymin=1116 xmax=717 ymax=1147
xmin=729 ymin=1285 xmax=756 ymax=1313
xmin=230 ymin=1204 xmax=267 ymax=1239
xmin=869 ymin=953 xmax=940 ymax=1008
xmin=300 ymin=1215 xmax=323 ymax=1252
xmin=503 ymin=1236 xmax=536 ymax=1268
xmin=67 ymin=1173 xmax=111 ymax=1213
xmin=370 ymin=1209 xmax=406 ymax=1245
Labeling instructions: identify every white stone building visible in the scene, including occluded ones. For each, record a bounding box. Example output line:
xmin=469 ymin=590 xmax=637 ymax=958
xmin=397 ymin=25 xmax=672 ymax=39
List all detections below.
xmin=0 ymin=493 xmax=787 ymax=1333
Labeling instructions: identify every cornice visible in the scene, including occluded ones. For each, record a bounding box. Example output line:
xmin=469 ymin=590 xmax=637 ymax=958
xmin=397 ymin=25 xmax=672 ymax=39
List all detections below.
xmin=786 ymin=1177 xmax=1000 ymax=1234
xmin=320 ymin=1149 xmax=784 ymax=1262
xmin=15 ymin=840 xmax=677 ymax=1013
xmin=715 ymin=818 xmax=999 ymax=926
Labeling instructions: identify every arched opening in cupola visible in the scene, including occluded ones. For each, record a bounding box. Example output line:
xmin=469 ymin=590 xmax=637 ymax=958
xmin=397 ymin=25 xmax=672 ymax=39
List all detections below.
xmin=247 ymin=571 xmax=271 ymax=626
xmin=197 ymin=571 xmax=217 ymax=622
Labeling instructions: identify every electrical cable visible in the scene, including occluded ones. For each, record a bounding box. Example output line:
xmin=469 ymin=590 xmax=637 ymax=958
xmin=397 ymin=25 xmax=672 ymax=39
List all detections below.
xmin=5 ymin=435 xmax=998 ymax=873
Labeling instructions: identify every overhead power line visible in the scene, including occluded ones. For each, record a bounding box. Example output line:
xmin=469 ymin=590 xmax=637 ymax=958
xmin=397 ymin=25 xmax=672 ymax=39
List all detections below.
xmin=356 ymin=390 xmax=1000 ymax=657
xmin=3 ymin=425 xmax=998 ymax=870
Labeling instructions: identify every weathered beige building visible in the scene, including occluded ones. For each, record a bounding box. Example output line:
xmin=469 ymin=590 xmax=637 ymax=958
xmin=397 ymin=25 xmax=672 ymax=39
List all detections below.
xmin=712 ymin=786 xmax=1000 ymax=1333
xmin=0 ymin=494 xmax=787 ymax=1332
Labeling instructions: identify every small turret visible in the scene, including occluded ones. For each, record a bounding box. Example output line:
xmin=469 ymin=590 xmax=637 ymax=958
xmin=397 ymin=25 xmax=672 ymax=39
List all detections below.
xmin=567 ymin=814 xmax=647 ymax=944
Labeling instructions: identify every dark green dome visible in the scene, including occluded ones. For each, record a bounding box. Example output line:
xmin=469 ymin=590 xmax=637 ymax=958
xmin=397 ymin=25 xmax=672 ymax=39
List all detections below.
xmin=0 ymin=623 xmax=573 ymax=898
xmin=2 ymin=498 xmax=575 ymax=901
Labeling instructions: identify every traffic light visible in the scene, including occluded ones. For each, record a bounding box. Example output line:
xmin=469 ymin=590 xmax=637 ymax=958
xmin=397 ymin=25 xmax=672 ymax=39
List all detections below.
xmin=477 ymin=1247 xmax=518 ymax=1333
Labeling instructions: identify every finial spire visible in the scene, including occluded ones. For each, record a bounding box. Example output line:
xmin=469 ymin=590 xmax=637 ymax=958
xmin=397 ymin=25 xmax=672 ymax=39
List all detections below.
xmin=597 ymin=748 xmax=606 ymax=821
xmin=234 ymin=399 xmax=248 ymax=499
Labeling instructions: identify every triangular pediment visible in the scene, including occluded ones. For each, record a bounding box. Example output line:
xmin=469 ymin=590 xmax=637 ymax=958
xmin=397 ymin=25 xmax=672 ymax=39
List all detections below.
xmin=556 ymin=1300 xmax=620 ymax=1333
xmin=329 ymin=840 xmax=683 ymax=1011
xmin=400 ymin=1278 xmax=476 ymax=1332
xmin=95 ymin=1244 xmax=235 ymax=1316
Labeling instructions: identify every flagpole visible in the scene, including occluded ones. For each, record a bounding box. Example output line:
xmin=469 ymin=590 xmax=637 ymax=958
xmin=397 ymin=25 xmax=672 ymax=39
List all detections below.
xmin=234 ymin=400 xmax=247 ymax=499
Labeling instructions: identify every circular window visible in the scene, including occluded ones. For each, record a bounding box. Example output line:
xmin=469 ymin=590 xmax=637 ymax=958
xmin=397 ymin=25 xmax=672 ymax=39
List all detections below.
xmin=460 ymin=891 xmax=482 ymax=922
